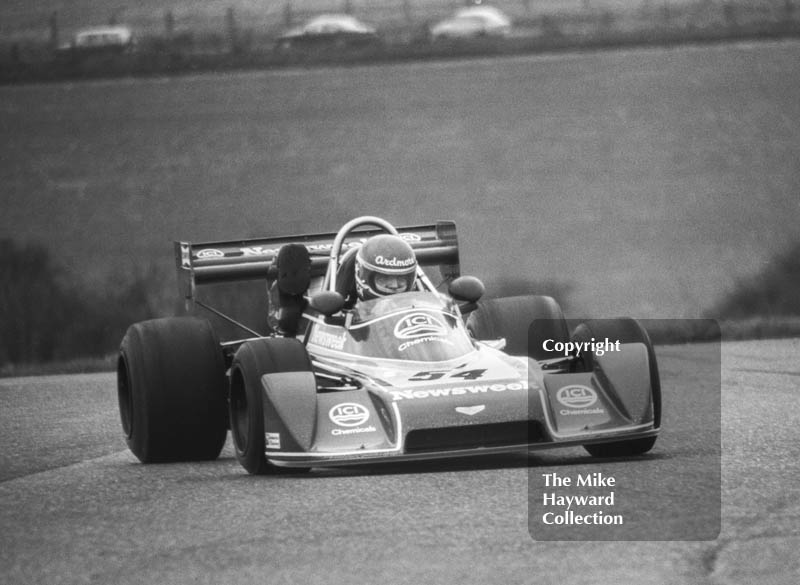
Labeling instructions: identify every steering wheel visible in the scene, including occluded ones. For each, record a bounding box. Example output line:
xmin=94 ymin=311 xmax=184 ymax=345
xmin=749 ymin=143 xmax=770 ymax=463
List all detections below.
xmin=322 ymin=216 xmax=399 ymax=293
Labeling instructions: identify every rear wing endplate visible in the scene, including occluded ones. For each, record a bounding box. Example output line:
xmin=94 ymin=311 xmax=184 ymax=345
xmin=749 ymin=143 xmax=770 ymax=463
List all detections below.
xmin=175 ymin=221 xmax=460 ymax=302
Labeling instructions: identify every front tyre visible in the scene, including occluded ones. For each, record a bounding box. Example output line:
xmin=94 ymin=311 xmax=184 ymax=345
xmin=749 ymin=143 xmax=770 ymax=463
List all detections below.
xmin=229 ymin=337 xmax=312 ymax=475
xmin=467 ymin=295 xmax=569 ymax=360
xmin=583 ymin=436 xmax=657 ymax=458
xmin=117 ymin=317 xmax=227 ymax=462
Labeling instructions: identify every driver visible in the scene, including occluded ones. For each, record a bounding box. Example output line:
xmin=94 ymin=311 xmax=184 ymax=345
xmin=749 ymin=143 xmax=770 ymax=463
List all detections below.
xmin=338 ymin=234 xmax=418 ymax=307
xmin=355 ymin=234 xmax=418 ymax=300
xmin=270 ymin=233 xmax=418 ymax=335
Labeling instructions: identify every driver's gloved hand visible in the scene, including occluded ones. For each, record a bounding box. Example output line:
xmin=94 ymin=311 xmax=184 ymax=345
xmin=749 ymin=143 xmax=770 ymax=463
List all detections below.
xmin=276 ymin=243 xmax=311 ymax=296
xmin=267 ymin=244 xmax=311 ymax=337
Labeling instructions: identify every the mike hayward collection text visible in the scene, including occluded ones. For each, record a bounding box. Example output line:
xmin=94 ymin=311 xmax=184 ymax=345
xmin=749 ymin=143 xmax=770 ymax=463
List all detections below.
xmin=540 ymin=471 xmax=623 ymax=526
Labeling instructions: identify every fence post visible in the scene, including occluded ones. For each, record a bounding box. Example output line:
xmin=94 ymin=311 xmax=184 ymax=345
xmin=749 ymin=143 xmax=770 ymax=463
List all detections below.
xmin=541 ymin=14 xmax=561 ymax=38
xmin=600 ymin=10 xmax=614 ymax=32
xmin=284 ymin=1 xmax=293 ymax=27
xmin=165 ymin=10 xmax=175 ymax=40
xmin=722 ymin=2 xmax=737 ymax=27
xmin=109 ymin=7 xmax=125 ymax=26
xmin=522 ymin=0 xmax=532 ymax=16
xmin=226 ymin=7 xmax=239 ymax=54
xmin=49 ymin=11 xmax=59 ymax=51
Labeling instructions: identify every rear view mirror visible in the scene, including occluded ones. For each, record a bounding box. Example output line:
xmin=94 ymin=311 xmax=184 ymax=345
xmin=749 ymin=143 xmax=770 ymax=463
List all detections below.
xmin=309 ymin=291 xmax=345 ymax=316
xmin=449 ymin=276 xmax=485 ymax=304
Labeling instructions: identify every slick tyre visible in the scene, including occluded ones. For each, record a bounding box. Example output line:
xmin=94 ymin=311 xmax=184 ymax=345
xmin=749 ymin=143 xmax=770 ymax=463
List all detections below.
xmin=572 ymin=318 xmax=661 ymax=457
xmin=117 ymin=317 xmax=227 ymax=462
xmin=229 ymin=337 xmax=312 ymax=475
xmin=467 ymin=295 xmax=569 ymax=360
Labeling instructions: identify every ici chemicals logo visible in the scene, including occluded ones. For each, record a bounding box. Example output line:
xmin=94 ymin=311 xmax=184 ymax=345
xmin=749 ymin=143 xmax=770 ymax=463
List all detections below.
xmin=196 ymin=248 xmax=225 ymax=259
xmin=556 ymin=385 xmax=598 ymax=409
xmin=394 ymin=313 xmax=447 ymax=340
xmin=329 ymin=403 xmax=370 ymax=427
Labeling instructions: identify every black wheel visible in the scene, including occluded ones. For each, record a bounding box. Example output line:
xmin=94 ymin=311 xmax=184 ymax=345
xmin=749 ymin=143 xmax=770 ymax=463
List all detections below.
xmin=571 ymin=317 xmax=661 ymax=457
xmin=583 ymin=435 xmax=657 ymax=457
xmin=117 ymin=317 xmax=227 ymax=462
xmin=229 ymin=337 xmax=312 ymax=475
xmin=467 ymin=295 xmax=569 ymax=360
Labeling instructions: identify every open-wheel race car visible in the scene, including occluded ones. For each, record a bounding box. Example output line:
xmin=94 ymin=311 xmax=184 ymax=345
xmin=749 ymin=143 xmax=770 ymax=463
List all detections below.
xmin=117 ymin=216 xmax=660 ymax=474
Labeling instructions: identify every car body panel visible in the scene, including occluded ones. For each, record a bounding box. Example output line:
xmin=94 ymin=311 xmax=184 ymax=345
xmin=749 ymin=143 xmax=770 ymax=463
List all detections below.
xmin=256 ymin=292 xmax=657 ymax=467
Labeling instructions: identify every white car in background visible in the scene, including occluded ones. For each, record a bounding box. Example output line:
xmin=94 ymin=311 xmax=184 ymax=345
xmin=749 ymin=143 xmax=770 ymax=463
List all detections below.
xmin=59 ymin=25 xmax=135 ymax=54
xmin=430 ymin=5 xmax=512 ymax=41
xmin=276 ymin=14 xmax=380 ymax=50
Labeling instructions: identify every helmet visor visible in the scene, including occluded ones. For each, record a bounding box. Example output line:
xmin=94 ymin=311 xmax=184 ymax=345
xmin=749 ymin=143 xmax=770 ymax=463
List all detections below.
xmin=373 ymin=272 xmax=414 ymax=295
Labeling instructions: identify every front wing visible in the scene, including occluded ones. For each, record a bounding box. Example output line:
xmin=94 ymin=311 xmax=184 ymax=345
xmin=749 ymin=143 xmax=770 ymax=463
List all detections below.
xmin=257 ymin=345 xmax=659 ymax=468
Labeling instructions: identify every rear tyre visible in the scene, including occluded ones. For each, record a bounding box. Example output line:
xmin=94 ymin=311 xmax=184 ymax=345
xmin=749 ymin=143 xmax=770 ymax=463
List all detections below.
xmin=572 ymin=318 xmax=660 ymax=457
xmin=229 ymin=337 xmax=312 ymax=475
xmin=467 ymin=295 xmax=569 ymax=360
xmin=117 ymin=317 xmax=227 ymax=462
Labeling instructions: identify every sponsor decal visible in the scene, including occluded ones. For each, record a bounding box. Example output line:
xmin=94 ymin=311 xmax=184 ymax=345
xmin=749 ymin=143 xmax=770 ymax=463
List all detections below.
xmin=332 ymin=426 xmax=377 ymax=436
xmin=241 ymin=245 xmax=280 ymax=257
xmin=394 ymin=313 xmax=448 ymax=340
xmin=390 ymin=380 xmax=528 ymax=401
xmin=455 ymin=405 xmax=486 ymax=416
xmin=556 ymin=385 xmax=598 ymax=409
xmin=238 ymin=235 xmax=424 ymax=258
xmin=398 ymin=336 xmax=454 ymax=352
xmin=409 ymin=369 xmax=487 ymax=382
xmin=375 ymin=255 xmax=415 ymax=268
xmin=559 ymin=408 xmax=606 ymax=416
xmin=309 ymin=328 xmax=347 ymax=351
xmin=240 ymin=241 xmax=368 ymax=258
xmin=196 ymin=248 xmax=224 ymax=259
xmin=329 ymin=403 xmax=370 ymax=427
xmin=265 ymin=432 xmax=281 ymax=449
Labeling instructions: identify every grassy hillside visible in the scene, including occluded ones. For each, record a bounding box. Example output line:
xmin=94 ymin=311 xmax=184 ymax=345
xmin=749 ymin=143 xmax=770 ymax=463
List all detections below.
xmin=1 ymin=41 xmax=799 ymax=368
xmin=3 ymin=42 xmax=798 ymax=311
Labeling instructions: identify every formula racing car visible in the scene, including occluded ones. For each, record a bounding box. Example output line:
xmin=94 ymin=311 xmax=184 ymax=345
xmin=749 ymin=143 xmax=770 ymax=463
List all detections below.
xmin=116 ymin=216 xmax=661 ymax=473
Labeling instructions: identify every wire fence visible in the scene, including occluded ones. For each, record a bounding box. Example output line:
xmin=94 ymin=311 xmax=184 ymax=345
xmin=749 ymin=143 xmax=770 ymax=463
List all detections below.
xmin=0 ymin=0 xmax=797 ymax=75
xmin=4 ymin=0 xmax=798 ymax=42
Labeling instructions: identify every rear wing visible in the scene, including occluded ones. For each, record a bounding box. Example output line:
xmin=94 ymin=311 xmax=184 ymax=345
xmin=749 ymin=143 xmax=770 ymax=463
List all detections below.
xmin=175 ymin=221 xmax=461 ymax=303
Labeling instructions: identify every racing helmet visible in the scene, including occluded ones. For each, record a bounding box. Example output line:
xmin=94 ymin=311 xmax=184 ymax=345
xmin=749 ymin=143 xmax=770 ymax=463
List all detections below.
xmin=355 ymin=234 xmax=418 ymax=300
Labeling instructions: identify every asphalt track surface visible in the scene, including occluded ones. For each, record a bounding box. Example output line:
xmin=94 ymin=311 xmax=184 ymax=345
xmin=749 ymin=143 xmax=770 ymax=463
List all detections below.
xmin=1 ymin=338 xmax=798 ymax=584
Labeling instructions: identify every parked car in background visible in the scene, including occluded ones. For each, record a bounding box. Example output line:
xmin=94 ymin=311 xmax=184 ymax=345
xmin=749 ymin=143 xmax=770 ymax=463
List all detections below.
xmin=275 ymin=14 xmax=380 ymax=51
xmin=57 ymin=25 xmax=135 ymax=56
xmin=430 ymin=5 xmax=512 ymax=41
